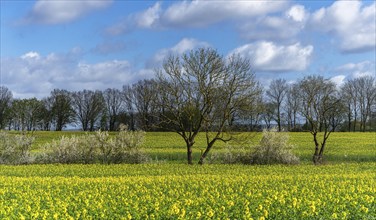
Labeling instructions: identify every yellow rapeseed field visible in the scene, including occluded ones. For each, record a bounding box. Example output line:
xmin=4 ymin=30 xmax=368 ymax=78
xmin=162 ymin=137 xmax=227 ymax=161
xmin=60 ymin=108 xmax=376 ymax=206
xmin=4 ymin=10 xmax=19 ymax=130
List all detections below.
xmin=0 ymin=163 xmax=375 ymax=219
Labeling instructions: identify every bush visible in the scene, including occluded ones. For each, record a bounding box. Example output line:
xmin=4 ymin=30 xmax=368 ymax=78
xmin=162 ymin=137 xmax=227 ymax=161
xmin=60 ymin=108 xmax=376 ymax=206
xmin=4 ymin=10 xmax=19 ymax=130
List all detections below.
xmin=40 ymin=125 xmax=149 ymax=164
xmin=39 ymin=135 xmax=98 ymax=164
xmin=250 ymin=128 xmax=300 ymax=165
xmin=218 ymin=128 xmax=299 ymax=165
xmin=0 ymin=132 xmax=34 ymax=164
xmin=109 ymin=124 xmax=149 ymax=164
xmin=220 ymin=145 xmax=253 ymax=164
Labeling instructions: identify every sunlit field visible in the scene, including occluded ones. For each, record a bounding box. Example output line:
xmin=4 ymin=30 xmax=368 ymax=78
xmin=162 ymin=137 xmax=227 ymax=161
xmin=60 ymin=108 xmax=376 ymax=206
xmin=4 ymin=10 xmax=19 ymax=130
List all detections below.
xmin=0 ymin=163 xmax=375 ymax=219
xmin=1 ymin=131 xmax=375 ymax=219
xmin=27 ymin=131 xmax=376 ymax=163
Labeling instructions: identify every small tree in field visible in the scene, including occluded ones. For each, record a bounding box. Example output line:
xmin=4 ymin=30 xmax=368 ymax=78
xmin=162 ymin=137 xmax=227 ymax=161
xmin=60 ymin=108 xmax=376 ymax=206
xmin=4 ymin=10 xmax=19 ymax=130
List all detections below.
xmin=156 ymin=48 xmax=261 ymax=164
xmin=296 ymin=75 xmax=341 ymax=165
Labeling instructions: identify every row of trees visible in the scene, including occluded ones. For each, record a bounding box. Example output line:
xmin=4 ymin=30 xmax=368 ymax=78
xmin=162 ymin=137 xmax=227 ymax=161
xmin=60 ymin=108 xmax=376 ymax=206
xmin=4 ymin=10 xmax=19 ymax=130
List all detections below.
xmin=0 ymin=87 xmax=130 ymax=132
xmin=1 ymin=76 xmax=374 ymax=133
xmin=0 ymin=48 xmax=375 ymax=164
xmin=265 ymin=77 xmax=376 ymax=133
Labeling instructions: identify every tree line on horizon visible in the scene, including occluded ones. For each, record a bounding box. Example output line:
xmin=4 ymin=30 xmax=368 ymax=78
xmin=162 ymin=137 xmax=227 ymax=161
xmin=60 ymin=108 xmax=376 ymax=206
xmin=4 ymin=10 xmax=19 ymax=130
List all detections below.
xmin=1 ymin=48 xmax=375 ymax=164
xmin=0 ymin=52 xmax=375 ymax=134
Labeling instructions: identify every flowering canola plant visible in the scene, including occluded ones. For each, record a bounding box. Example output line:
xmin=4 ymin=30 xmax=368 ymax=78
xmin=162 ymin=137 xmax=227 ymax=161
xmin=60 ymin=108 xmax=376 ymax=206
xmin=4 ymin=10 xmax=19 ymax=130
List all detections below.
xmin=0 ymin=163 xmax=375 ymax=219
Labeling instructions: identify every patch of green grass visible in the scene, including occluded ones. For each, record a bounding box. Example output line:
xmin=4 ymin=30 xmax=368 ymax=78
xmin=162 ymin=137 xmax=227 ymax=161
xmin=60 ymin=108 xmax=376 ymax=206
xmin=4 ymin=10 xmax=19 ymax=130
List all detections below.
xmin=4 ymin=131 xmax=375 ymax=163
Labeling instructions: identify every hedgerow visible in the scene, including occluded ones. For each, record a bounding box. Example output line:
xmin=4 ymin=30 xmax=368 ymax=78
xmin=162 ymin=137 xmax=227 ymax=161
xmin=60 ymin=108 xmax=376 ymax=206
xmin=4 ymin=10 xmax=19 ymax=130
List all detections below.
xmin=39 ymin=125 xmax=149 ymax=164
xmin=0 ymin=132 xmax=34 ymax=164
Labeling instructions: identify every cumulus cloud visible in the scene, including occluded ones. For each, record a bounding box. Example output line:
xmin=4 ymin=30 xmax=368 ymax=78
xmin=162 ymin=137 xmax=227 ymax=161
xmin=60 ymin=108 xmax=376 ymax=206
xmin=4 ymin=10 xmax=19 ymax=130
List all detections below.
xmin=229 ymin=41 xmax=313 ymax=72
xmin=286 ymin=4 xmax=307 ymax=22
xmin=310 ymin=1 xmax=375 ymax=53
xmin=135 ymin=2 xmax=162 ymax=28
xmin=0 ymin=50 xmax=143 ymax=98
xmin=146 ymin=38 xmax=210 ymax=68
xmin=335 ymin=61 xmax=375 ymax=79
xmin=20 ymin=51 xmax=41 ymax=60
xmin=161 ymin=0 xmax=288 ymax=28
xmin=23 ymin=0 xmax=112 ymax=25
xmin=107 ymin=1 xmax=288 ymax=35
xmin=239 ymin=4 xmax=308 ymax=41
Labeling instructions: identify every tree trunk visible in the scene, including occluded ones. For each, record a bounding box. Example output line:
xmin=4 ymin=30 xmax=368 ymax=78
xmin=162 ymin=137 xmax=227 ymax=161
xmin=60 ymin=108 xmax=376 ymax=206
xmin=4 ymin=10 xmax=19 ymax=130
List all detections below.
xmin=312 ymin=133 xmax=322 ymax=165
xmin=277 ymin=107 xmax=281 ymax=132
xmin=186 ymin=141 xmax=193 ymax=165
xmin=198 ymin=141 xmax=214 ymax=165
xmin=313 ymin=151 xmax=323 ymax=165
xmin=347 ymin=106 xmax=352 ymax=132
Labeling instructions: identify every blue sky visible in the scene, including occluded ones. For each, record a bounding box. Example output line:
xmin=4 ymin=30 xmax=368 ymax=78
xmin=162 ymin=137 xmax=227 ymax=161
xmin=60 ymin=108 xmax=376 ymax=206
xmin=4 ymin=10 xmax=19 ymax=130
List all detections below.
xmin=1 ymin=0 xmax=375 ymax=98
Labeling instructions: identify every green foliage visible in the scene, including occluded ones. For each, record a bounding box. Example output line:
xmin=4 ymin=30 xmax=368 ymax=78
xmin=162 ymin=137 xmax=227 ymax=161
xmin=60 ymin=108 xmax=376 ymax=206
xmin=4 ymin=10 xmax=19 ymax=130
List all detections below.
xmin=250 ymin=128 xmax=300 ymax=165
xmin=0 ymin=132 xmax=34 ymax=164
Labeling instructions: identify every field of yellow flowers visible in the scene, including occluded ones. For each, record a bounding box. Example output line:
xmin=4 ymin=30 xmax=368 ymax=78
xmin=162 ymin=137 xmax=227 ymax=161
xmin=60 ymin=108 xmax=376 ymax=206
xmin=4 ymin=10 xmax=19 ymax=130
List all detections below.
xmin=0 ymin=163 xmax=375 ymax=219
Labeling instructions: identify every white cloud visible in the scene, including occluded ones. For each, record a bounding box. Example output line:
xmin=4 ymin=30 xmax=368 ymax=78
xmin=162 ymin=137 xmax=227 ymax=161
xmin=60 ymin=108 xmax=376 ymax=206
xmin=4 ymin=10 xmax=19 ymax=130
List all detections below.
xmin=229 ymin=41 xmax=313 ymax=72
xmin=239 ymin=4 xmax=308 ymax=41
xmin=330 ymin=75 xmax=346 ymax=88
xmin=161 ymin=1 xmax=288 ymax=28
xmin=286 ymin=5 xmax=307 ymax=22
xmin=21 ymin=51 xmax=41 ymax=60
xmin=24 ymin=0 xmax=112 ymax=25
xmin=335 ymin=61 xmax=375 ymax=79
xmin=0 ymin=51 xmax=142 ymax=99
xmin=146 ymin=38 xmax=210 ymax=68
xmin=107 ymin=1 xmax=288 ymax=35
xmin=135 ymin=2 xmax=162 ymax=28
xmin=310 ymin=1 xmax=375 ymax=53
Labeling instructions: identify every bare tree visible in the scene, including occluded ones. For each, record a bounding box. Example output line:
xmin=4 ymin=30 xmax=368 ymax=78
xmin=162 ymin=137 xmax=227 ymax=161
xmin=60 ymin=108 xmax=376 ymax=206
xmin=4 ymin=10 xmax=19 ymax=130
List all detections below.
xmin=296 ymin=75 xmax=340 ymax=164
xmin=0 ymin=86 xmax=12 ymax=129
xmin=71 ymin=90 xmax=105 ymax=131
xmin=341 ymin=76 xmax=376 ymax=132
xmin=103 ymin=88 xmax=123 ymax=131
xmin=127 ymin=79 xmax=159 ymax=131
xmin=41 ymin=97 xmax=54 ymax=131
xmin=236 ymin=94 xmax=264 ymax=131
xmin=285 ymin=84 xmax=300 ymax=131
xmin=8 ymin=98 xmax=44 ymax=131
xmin=261 ymin=101 xmax=275 ymax=130
xmin=355 ymin=76 xmax=376 ymax=132
xmin=122 ymin=85 xmax=136 ymax=130
xmin=156 ymin=48 xmax=261 ymax=164
xmin=340 ymin=81 xmax=356 ymax=131
xmin=50 ymin=89 xmax=75 ymax=131
xmin=156 ymin=48 xmax=222 ymax=164
xmin=266 ymin=79 xmax=288 ymax=131
xmin=198 ymin=54 xmax=261 ymax=164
